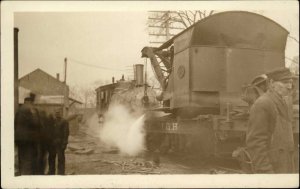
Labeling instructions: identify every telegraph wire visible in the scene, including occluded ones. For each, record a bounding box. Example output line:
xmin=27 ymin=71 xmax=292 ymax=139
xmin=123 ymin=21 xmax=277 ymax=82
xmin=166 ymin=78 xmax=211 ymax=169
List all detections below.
xmin=68 ymin=58 xmax=128 ymax=71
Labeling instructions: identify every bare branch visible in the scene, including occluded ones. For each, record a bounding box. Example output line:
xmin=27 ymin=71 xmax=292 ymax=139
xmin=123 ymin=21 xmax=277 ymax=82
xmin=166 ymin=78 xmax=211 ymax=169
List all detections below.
xmin=179 ymin=11 xmax=192 ymax=26
xmin=209 ymin=10 xmax=214 ymax=16
xmin=288 ymin=35 xmax=299 ymax=43
xmin=285 ymin=56 xmax=299 ymax=64
xmin=183 ymin=11 xmax=193 ymax=26
xmin=175 ymin=12 xmax=188 ymax=28
xmin=195 ymin=11 xmax=202 ymax=20
xmin=188 ymin=10 xmax=195 ymax=18
xmin=189 ymin=11 xmax=197 ymax=23
xmin=198 ymin=11 xmax=204 ymax=19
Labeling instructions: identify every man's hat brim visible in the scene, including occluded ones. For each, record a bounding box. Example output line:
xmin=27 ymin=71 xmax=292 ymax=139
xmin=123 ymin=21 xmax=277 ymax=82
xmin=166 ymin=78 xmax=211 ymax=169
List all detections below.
xmin=273 ymin=75 xmax=297 ymax=81
xmin=266 ymin=67 xmax=296 ymax=81
xmin=251 ymin=74 xmax=268 ymax=86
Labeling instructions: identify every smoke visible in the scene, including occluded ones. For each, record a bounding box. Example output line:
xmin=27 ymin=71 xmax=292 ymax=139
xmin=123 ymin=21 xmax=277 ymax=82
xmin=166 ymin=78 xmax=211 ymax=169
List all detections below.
xmin=99 ymin=103 xmax=146 ymax=156
xmin=85 ymin=112 xmax=101 ymax=137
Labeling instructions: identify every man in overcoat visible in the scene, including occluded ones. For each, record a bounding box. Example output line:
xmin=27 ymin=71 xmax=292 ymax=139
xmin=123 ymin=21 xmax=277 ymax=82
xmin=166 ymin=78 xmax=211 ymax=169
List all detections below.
xmin=48 ymin=108 xmax=69 ymax=175
xmin=246 ymin=67 xmax=297 ymax=173
xmin=15 ymin=93 xmax=41 ymax=175
xmin=37 ymin=110 xmax=55 ymax=174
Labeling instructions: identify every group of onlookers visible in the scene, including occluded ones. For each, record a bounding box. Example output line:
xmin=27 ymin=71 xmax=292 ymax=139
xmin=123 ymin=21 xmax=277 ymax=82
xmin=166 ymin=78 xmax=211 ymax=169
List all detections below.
xmin=241 ymin=67 xmax=298 ymax=173
xmin=15 ymin=93 xmax=70 ymax=175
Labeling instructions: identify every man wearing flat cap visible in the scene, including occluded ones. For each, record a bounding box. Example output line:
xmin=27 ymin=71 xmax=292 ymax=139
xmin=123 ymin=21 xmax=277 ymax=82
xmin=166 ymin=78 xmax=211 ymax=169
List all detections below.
xmin=15 ymin=93 xmax=41 ymax=175
xmin=246 ymin=67 xmax=297 ymax=173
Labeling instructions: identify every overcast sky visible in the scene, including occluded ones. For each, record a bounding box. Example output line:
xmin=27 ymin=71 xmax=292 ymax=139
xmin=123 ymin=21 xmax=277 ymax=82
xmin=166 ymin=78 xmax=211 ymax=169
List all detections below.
xmin=14 ymin=7 xmax=299 ymax=88
xmin=14 ymin=12 xmax=150 ymax=87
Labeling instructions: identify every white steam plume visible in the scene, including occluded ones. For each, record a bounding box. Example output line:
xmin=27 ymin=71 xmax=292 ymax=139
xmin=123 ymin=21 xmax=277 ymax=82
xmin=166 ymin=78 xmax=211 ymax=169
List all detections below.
xmin=85 ymin=112 xmax=101 ymax=137
xmin=99 ymin=103 xmax=146 ymax=156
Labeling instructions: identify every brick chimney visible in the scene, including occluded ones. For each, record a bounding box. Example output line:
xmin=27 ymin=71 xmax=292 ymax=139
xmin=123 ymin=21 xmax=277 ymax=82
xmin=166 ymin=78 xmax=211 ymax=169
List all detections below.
xmin=56 ymin=73 xmax=60 ymax=81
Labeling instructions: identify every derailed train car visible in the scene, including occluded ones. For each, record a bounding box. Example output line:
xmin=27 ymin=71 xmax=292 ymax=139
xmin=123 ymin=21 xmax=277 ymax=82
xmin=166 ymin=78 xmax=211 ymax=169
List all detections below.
xmin=141 ymin=11 xmax=299 ymax=159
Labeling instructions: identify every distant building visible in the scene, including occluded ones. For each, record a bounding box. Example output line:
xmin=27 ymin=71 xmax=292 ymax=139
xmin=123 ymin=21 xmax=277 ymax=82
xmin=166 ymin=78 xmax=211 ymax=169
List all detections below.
xmin=95 ymin=82 xmax=117 ymax=114
xmin=19 ymin=68 xmax=83 ymax=114
xmin=20 ymin=68 xmax=68 ymax=96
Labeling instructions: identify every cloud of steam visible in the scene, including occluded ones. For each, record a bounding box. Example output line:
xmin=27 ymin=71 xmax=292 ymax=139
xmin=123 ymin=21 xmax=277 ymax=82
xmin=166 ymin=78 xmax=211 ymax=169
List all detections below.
xmin=86 ymin=112 xmax=101 ymax=137
xmin=99 ymin=103 xmax=146 ymax=156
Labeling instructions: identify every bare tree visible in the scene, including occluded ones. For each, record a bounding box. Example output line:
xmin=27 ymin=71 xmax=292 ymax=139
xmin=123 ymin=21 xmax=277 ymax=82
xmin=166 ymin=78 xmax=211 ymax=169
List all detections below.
xmin=288 ymin=56 xmax=299 ymax=75
xmin=288 ymin=35 xmax=299 ymax=44
xmin=70 ymin=84 xmax=97 ymax=109
xmin=69 ymin=85 xmax=84 ymax=102
xmin=172 ymin=10 xmax=215 ymax=28
xmin=147 ymin=10 xmax=215 ymax=44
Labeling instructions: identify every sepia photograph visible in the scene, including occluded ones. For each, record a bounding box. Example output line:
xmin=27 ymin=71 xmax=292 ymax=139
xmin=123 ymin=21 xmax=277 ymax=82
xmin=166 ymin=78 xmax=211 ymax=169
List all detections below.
xmin=1 ymin=1 xmax=299 ymax=188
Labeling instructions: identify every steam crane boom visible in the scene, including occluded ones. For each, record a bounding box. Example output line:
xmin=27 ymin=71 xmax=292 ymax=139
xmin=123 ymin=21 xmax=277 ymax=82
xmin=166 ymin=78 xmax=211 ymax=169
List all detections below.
xmin=141 ymin=47 xmax=171 ymax=91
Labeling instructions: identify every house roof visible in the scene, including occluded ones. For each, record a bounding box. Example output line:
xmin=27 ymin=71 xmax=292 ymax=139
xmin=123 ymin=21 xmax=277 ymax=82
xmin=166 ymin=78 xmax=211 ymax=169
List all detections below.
xmin=19 ymin=68 xmax=65 ymax=83
xmin=19 ymin=69 xmax=82 ymax=104
xmin=95 ymin=83 xmax=118 ymax=91
xmin=69 ymin=97 xmax=83 ymax=104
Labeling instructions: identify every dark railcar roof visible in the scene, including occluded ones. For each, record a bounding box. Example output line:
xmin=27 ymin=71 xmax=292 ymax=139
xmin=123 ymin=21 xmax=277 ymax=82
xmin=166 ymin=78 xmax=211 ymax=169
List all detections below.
xmin=159 ymin=11 xmax=289 ymax=51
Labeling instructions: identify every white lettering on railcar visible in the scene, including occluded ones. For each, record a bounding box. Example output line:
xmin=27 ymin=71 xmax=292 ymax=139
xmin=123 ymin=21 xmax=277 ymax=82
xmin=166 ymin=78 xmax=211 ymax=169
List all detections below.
xmin=161 ymin=122 xmax=178 ymax=131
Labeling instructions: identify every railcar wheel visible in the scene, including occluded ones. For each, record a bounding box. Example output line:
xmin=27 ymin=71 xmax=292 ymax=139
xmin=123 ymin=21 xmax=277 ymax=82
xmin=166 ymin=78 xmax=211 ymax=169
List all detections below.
xmin=146 ymin=133 xmax=163 ymax=152
xmin=159 ymin=134 xmax=169 ymax=154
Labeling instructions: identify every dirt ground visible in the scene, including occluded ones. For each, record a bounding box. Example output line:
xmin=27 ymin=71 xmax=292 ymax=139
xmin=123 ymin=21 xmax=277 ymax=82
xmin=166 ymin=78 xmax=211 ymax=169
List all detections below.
xmin=65 ymin=128 xmax=241 ymax=175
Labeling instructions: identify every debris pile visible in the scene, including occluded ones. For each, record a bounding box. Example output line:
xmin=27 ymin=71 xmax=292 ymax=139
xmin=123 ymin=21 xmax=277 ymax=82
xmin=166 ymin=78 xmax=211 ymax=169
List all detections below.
xmin=66 ymin=135 xmax=97 ymax=155
xmin=120 ymin=159 xmax=161 ymax=174
xmin=209 ymin=167 xmax=244 ymax=174
xmin=85 ymin=158 xmax=161 ymax=174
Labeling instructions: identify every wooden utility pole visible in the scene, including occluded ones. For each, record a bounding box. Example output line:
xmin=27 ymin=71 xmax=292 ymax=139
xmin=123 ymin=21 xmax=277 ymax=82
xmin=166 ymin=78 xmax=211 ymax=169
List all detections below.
xmin=165 ymin=11 xmax=170 ymax=41
xmin=144 ymin=59 xmax=148 ymax=96
xmin=14 ymin=28 xmax=19 ymax=114
xmin=148 ymin=11 xmax=176 ymax=45
xmin=64 ymin=58 xmax=67 ymax=83
xmin=85 ymin=92 xmax=88 ymax=110
xmin=14 ymin=27 xmax=20 ymax=176
xmin=147 ymin=10 xmax=215 ymax=45
xmin=63 ymin=57 xmax=69 ymax=118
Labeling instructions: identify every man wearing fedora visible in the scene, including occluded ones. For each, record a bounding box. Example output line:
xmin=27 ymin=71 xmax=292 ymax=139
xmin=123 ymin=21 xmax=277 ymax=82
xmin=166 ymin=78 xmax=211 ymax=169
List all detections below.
xmin=15 ymin=93 xmax=41 ymax=175
xmin=246 ymin=67 xmax=297 ymax=173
